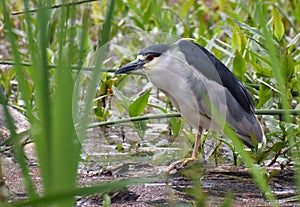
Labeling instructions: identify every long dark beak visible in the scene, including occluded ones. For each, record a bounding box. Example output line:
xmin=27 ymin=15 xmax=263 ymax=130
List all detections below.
xmin=115 ymin=59 xmax=145 ymax=74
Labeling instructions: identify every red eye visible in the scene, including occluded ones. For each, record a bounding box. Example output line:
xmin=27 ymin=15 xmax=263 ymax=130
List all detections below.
xmin=146 ymin=55 xmax=154 ymax=61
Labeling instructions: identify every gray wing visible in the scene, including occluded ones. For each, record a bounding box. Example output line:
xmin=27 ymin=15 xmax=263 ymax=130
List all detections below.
xmin=178 ymin=40 xmax=255 ymax=113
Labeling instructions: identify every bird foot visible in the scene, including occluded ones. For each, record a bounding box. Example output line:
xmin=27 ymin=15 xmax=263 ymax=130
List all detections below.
xmin=166 ymin=157 xmax=197 ymax=173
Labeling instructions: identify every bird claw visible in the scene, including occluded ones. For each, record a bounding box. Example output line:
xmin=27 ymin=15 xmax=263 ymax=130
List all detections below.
xmin=166 ymin=157 xmax=197 ymax=173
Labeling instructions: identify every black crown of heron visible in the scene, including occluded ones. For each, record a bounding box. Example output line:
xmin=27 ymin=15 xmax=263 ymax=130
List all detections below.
xmin=115 ymin=39 xmax=265 ymax=154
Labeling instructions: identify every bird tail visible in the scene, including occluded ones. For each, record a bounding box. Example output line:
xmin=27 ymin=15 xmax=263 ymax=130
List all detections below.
xmin=235 ymin=116 xmax=266 ymax=148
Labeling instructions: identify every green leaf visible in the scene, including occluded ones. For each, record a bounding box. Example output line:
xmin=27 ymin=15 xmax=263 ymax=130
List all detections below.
xmin=273 ymin=141 xmax=287 ymax=152
xmin=113 ymin=85 xmax=130 ymax=111
xmin=257 ymin=84 xmax=272 ymax=108
xmin=180 ymin=0 xmax=194 ymax=17
xmin=102 ymin=194 xmax=111 ymax=207
xmin=99 ymin=73 xmax=113 ymax=95
xmin=296 ymin=1 xmax=300 ymax=21
xmin=168 ymin=117 xmax=182 ymax=137
xmin=133 ymin=120 xmax=147 ymax=139
xmin=281 ymin=55 xmax=295 ymax=82
xmin=250 ymin=62 xmax=272 ymax=77
xmin=95 ymin=106 xmax=111 ymax=122
xmin=234 ymin=20 xmax=264 ymax=38
xmin=255 ymin=142 xmax=286 ymax=163
xmin=253 ymin=1 xmax=267 ymax=27
xmin=116 ymin=143 xmax=124 ymax=152
xmin=272 ymin=7 xmax=285 ymax=41
xmin=129 ymin=89 xmax=150 ymax=117
xmin=127 ymin=90 xmax=151 ymax=139
xmin=233 ymin=51 xmax=246 ymax=81
xmin=143 ymin=1 xmax=155 ymax=22
xmin=127 ymin=1 xmax=139 ymax=15
xmin=232 ymin=24 xmax=242 ymax=52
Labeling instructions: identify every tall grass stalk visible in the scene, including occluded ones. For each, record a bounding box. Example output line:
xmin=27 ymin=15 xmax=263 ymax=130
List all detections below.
xmin=0 ymin=0 xmax=37 ymax=200
xmin=1 ymin=0 xmax=117 ymax=206
xmin=254 ymin=0 xmax=299 ymax=197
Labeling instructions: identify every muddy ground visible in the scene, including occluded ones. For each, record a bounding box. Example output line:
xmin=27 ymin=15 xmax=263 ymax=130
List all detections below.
xmin=2 ymin=127 xmax=298 ymax=207
xmin=0 ymin=107 xmax=299 ymax=206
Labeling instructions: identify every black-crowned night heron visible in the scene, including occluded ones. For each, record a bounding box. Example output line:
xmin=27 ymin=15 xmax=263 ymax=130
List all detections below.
xmin=115 ymin=39 xmax=265 ymax=171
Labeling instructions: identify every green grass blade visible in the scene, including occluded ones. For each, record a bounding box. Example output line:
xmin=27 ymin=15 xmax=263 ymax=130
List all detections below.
xmin=0 ymin=0 xmax=38 ymax=199
xmin=74 ymin=0 xmax=115 ymax=142
xmin=48 ymin=2 xmax=81 ymax=206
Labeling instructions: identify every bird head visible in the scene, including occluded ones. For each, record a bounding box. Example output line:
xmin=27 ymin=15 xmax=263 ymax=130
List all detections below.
xmin=115 ymin=44 xmax=170 ymax=74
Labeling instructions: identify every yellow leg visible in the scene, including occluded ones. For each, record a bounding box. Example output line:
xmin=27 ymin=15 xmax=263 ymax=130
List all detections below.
xmin=167 ymin=128 xmax=202 ymax=173
xmin=191 ymin=130 xmax=201 ymax=159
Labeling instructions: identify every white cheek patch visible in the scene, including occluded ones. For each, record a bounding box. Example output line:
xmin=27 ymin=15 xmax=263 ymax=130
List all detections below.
xmin=143 ymin=58 xmax=159 ymax=69
xmin=137 ymin=55 xmax=146 ymax=61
